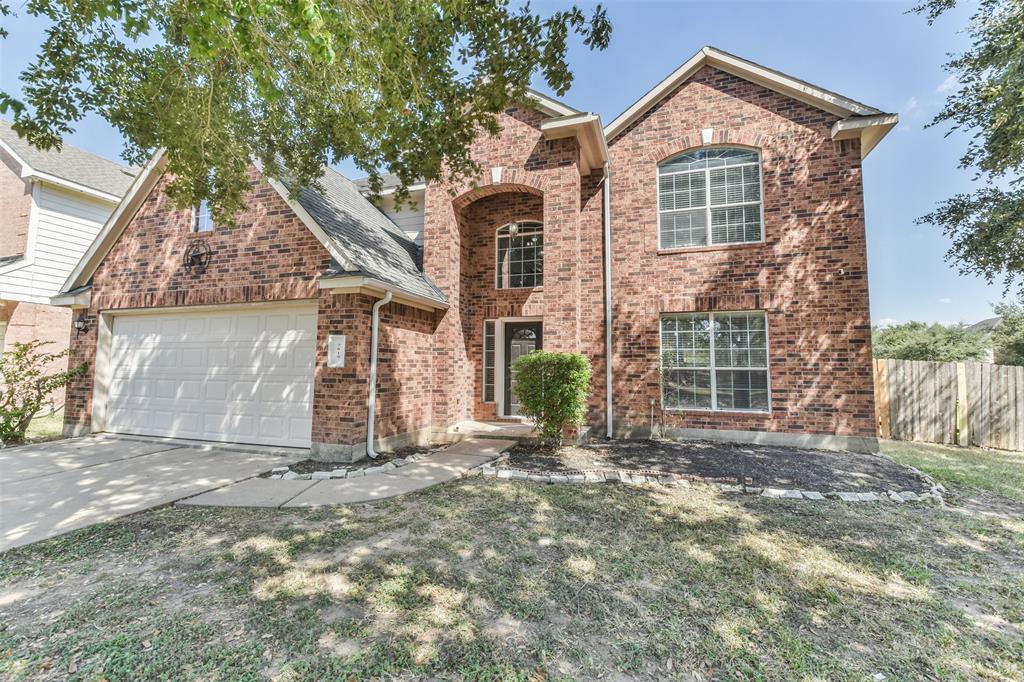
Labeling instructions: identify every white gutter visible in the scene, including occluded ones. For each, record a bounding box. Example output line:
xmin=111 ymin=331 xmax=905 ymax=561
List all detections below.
xmin=602 ymin=163 xmax=614 ymax=439
xmin=366 ymin=290 xmax=393 ymax=459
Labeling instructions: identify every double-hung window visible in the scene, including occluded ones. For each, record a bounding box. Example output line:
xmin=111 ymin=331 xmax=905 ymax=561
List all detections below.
xmin=661 ymin=311 xmax=769 ymax=412
xmin=658 ymin=148 xmax=762 ymax=249
xmin=496 ymin=221 xmax=543 ymax=289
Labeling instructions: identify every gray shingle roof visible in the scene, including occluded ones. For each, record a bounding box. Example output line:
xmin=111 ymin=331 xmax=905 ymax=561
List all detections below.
xmin=290 ymin=167 xmax=446 ymax=304
xmin=352 ymin=173 xmax=424 ymax=193
xmin=0 ymin=120 xmax=138 ymax=198
xmin=969 ymin=316 xmax=1001 ymax=333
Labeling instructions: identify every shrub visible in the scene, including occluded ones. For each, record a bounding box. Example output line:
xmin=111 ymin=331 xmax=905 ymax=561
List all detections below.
xmin=0 ymin=341 xmax=87 ymax=446
xmin=511 ymin=351 xmax=592 ymax=441
xmin=872 ymin=321 xmax=989 ymax=362
xmin=992 ymin=303 xmax=1024 ymax=366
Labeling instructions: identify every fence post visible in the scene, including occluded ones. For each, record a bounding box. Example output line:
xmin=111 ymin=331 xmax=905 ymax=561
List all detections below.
xmin=956 ymin=361 xmax=968 ymax=446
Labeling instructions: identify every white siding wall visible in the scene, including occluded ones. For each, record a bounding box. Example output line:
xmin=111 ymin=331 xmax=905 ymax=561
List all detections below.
xmin=0 ymin=183 xmax=114 ymax=303
xmin=379 ymin=190 xmax=425 ymax=246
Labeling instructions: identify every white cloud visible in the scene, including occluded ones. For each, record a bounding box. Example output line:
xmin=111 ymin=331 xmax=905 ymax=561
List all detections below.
xmin=903 ymin=96 xmax=919 ymax=113
xmin=875 ymin=318 xmax=901 ymax=328
xmin=936 ymin=75 xmax=958 ymax=93
xmin=938 ymin=297 xmax=952 ymax=304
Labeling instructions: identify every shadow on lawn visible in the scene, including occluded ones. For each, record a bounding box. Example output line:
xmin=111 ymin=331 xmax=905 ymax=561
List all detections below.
xmin=1 ymin=478 xmax=1020 ymax=681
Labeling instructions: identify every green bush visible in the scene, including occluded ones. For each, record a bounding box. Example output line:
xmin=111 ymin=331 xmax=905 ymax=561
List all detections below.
xmin=511 ymin=351 xmax=592 ymax=441
xmin=1 ymin=341 xmax=87 ymax=446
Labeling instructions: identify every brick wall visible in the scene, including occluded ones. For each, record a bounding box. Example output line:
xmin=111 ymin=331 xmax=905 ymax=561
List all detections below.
xmin=63 ymin=168 xmax=337 ymax=439
xmin=607 ymin=65 xmax=876 ymax=438
xmin=422 ymin=106 xmax=595 ymax=423
xmin=0 ymin=150 xmax=32 ymax=259
xmin=313 ymin=293 xmax=439 ymax=453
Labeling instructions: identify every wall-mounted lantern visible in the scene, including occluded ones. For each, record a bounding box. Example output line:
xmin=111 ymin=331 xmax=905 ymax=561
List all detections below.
xmin=74 ymin=312 xmax=90 ymax=336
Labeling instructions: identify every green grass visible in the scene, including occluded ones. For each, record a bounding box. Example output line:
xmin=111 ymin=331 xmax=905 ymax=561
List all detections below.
xmin=23 ymin=411 xmax=64 ymax=444
xmin=1 ymin=457 xmax=1022 ymax=681
xmin=883 ymin=439 xmax=1024 ymax=502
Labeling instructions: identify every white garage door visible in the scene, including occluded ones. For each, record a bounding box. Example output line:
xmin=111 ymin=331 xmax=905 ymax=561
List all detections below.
xmin=105 ymin=305 xmax=316 ymax=448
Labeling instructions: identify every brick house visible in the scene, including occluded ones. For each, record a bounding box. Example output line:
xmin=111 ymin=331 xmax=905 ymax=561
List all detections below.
xmin=0 ymin=120 xmax=135 ymax=407
xmin=55 ymin=47 xmax=896 ymax=458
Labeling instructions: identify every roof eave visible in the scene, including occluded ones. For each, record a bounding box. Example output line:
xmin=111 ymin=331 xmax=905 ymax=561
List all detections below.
xmin=318 ymin=274 xmax=449 ymax=312
xmin=831 ymin=113 xmax=899 ymax=158
xmin=0 ymin=136 xmax=128 ymax=203
xmin=61 ymin=149 xmax=168 ymax=293
xmin=525 ymin=88 xmax=580 ymax=117
xmin=541 ymin=113 xmax=609 ymax=175
xmin=604 ymin=45 xmax=885 ymax=141
xmin=51 ymin=285 xmax=92 ymax=309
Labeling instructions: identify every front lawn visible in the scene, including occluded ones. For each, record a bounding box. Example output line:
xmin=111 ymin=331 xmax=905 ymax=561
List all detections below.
xmin=1 ymin=447 xmax=1021 ymax=680
xmin=883 ymin=439 xmax=1024 ymax=503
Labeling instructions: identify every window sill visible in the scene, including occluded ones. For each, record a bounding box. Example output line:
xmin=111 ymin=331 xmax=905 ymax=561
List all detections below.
xmin=662 ymin=407 xmax=772 ymax=417
xmin=495 ymin=286 xmax=544 ymax=292
xmin=657 ymin=240 xmax=765 ymax=256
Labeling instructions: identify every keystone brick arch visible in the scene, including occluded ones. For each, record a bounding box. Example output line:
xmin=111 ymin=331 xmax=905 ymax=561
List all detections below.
xmin=450 ymin=176 xmax=546 ymax=211
xmin=646 ymin=129 xmax=773 ymax=165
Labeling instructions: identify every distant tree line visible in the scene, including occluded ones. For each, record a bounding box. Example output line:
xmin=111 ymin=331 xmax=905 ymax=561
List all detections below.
xmin=873 ymin=304 xmax=1024 ymax=365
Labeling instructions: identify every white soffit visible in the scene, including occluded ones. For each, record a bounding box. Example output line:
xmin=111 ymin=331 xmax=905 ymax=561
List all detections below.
xmin=541 ymin=113 xmax=609 ymax=175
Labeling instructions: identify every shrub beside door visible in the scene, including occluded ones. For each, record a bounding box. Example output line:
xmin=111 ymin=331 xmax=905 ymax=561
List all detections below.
xmin=510 ymin=351 xmax=592 ymax=441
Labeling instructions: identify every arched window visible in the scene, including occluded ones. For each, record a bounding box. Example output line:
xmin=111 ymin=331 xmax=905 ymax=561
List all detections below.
xmin=658 ymin=147 xmax=762 ymax=249
xmin=496 ymin=221 xmax=543 ymax=289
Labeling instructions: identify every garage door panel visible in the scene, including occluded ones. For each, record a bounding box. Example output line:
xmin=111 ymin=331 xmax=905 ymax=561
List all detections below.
xmin=105 ymin=305 xmax=316 ymax=448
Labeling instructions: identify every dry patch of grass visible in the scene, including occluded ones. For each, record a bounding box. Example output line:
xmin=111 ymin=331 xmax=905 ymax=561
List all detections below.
xmin=0 ymin=470 xmax=1021 ymax=680
xmin=23 ymin=412 xmax=64 ymax=444
xmin=883 ymin=440 xmax=1024 ymax=503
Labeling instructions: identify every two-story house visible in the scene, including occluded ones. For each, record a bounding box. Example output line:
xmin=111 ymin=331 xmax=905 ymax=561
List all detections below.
xmin=54 ymin=47 xmax=896 ymax=457
xmin=1 ymin=120 xmax=135 ymax=406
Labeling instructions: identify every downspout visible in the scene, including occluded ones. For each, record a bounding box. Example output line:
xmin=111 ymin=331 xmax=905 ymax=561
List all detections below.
xmin=602 ymin=162 xmax=614 ymax=439
xmin=366 ymin=290 xmax=393 ymax=459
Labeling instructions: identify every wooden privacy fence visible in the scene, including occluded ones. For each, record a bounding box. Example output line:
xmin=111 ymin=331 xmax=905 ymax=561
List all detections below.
xmin=874 ymin=358 xmax=1024 ymax=451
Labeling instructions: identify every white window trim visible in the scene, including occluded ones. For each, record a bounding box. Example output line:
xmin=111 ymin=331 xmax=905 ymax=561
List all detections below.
xmin=659 ymin=310 xmax=772 ymax=414
xmin=656 ymin=147 xmax=766 ymax=251
xmin=192 ymin=200 xmax=215 ymax=233
xmin=482 ymin=319 xmax=496 ymax=404
xmin=495 ymin=221 xmax=544 ymax=289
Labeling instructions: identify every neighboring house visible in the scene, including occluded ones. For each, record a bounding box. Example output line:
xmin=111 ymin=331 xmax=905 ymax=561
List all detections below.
xmin=969 ymin=316 xmax=1000 ymax=362
xmin=54 ymin=46 xmax=896 ymax=457
xmin=0 ymin=120 xmax=135 ymax=407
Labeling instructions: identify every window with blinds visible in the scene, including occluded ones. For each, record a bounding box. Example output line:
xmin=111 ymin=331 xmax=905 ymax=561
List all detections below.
xmin=483 ymin=320 xmax=496 ymax=402
xmin=658 ymin=148 xmax=762 ymax=249
xmin=661 ymin=311 xmax=769 ymax=412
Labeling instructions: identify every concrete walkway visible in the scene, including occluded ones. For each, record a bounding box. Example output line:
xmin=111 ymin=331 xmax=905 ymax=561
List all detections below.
xmin=1 ymin=435 xmax=305 ymax=552
xmin=178 ymin=438 xmax=514 ymax=508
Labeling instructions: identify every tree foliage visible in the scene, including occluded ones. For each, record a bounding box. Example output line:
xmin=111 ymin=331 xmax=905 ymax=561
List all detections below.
xmin=872 ymin=321 xmax=989 ymax=362
xmin=511 ymin=351 xmax=591 ymax=441
xmin=0 ymin=0 xmax=611 ymax=221
xmin=914 ymin=0 xmax=1024 ymax=293
xmin=991 ymin=302 xmax=1024 ymax=365
xmin=0 ymin=341 xmax=86 ymax=446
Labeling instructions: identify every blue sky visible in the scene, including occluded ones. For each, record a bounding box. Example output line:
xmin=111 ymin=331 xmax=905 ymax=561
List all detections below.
xmin=1 ymin=0 xmax=1009 ymax=325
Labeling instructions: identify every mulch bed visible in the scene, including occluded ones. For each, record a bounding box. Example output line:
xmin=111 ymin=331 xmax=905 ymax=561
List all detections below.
xmin=506 ymin=439 xmax=932 ymax=492
xmin=259 ymin=445 xmax=436 ymax=477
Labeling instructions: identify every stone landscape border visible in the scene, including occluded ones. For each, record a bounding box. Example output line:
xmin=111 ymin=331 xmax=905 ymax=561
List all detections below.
xmin=478 ymin=464 xmax=946 ymax=505
xmin=269 ymin=452 xmax=432 ymax=481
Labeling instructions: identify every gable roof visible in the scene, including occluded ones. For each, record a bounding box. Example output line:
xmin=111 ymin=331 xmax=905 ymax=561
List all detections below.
xmin=285 ymin=167 xmax=446 ymax=304
xmin=58 ymin=151 xmax=446 ymax=308
xmin=0 ymin=120 xmax=138 ymax=201
xmin=603 ymin=46 xmax=896 ymax=157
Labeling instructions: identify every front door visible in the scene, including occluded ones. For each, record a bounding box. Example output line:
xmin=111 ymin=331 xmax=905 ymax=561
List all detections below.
xmin=504 ymin=321 xmax=542 ymax=416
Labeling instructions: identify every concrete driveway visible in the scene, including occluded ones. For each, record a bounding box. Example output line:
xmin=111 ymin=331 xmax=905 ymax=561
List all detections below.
xmin=0 ymin=435 xmax=303 ymax=552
